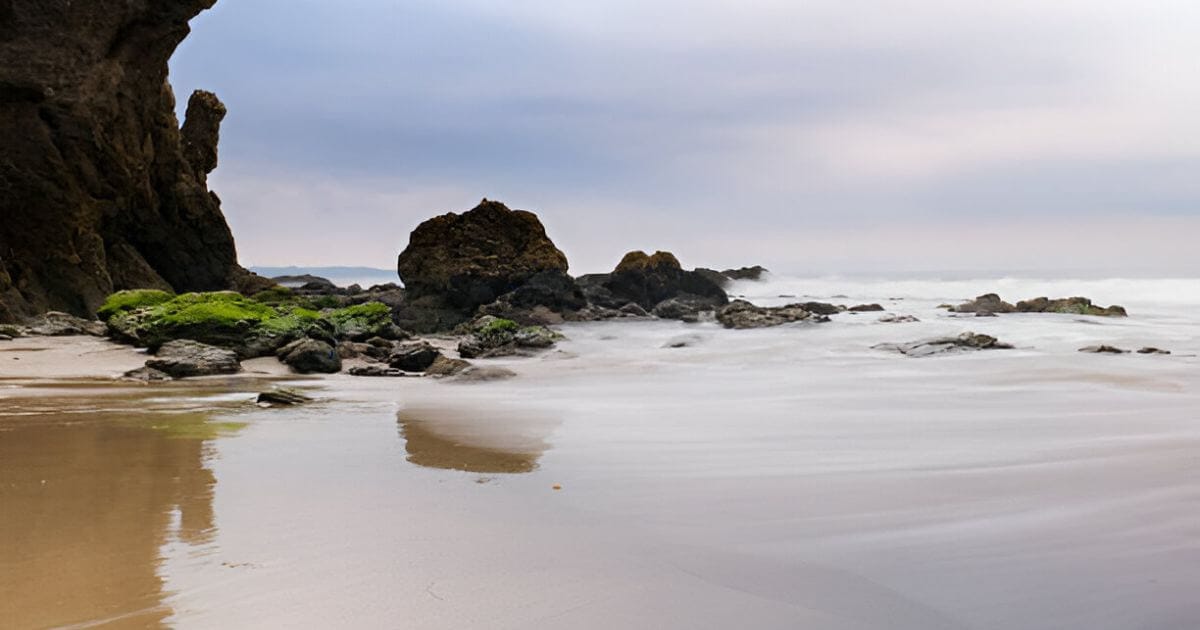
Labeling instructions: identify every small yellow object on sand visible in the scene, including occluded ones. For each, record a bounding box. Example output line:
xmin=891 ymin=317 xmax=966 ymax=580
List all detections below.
xmin=552 ymin=484 xmax=562 ymax=490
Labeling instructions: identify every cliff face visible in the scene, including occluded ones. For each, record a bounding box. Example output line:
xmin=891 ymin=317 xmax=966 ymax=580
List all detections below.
xmin=0 ymin=0 xmax=240 ymax=322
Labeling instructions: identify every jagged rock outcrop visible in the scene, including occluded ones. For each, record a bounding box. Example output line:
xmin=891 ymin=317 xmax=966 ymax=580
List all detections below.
xmin=396 ymin=199 xmax=572 ymax=331
xmin=1016 ymin=297 xmax=1127 ymax=317
xmin=953 ymin=294 xmax=1127 ymax=317
xmin=693 ymin=265 xmax=769 ymax=287
xmin=953 ymin=294 xmax=1016 ymax=315
xmin=579 ymin=251 xmax=728 ymax=312
xmin=0 ymin=1 xmax=245 ymax=323
xmin=716 ymin=300 xmax=822 ymax=329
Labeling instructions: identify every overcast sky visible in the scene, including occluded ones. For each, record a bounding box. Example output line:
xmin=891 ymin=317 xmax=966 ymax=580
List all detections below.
xmin=171 ymin=0 xmax=1200 ymax=276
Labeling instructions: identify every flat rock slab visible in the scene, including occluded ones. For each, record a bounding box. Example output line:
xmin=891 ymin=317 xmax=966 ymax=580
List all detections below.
xmin=874 ymin=333 xmax=1013 ymax=357
xmin=146 ymin=340 xmax=241 ymax=378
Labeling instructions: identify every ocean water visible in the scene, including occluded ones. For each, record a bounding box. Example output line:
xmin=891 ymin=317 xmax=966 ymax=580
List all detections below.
xmin=3 ymin=275 xmax=1198 ymax=629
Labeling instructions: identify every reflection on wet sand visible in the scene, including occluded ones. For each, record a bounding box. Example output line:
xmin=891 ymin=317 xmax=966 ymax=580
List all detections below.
xmin=0 ymin=390 xmax=236 ymax=629
xmin=397 ymin=404 xmax=557 ymax=474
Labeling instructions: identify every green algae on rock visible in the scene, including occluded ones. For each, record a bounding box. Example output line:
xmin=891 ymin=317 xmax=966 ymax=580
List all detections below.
xmin=103 ymin=291 xmax=399 ymax=357
xmin=96 ymin=290 xmax=176 ymax=323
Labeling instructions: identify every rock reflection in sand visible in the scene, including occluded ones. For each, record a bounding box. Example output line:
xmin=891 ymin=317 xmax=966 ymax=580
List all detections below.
xmin=397 ymin=404 xmax=558 ymax=474
xmin=0 ymin=393 xmax=224 ymax=629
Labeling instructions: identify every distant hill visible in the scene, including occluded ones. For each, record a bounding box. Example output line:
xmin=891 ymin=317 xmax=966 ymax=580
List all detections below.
xmin=249 ymin=266 xmax=399 ymax=289
xmin=249 ymin=266 xmax=394 ymax=278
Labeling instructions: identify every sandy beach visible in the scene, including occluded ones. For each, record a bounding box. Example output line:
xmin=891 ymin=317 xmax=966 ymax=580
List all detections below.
xmin=3 ymin=277 xmax=1198 ymax=629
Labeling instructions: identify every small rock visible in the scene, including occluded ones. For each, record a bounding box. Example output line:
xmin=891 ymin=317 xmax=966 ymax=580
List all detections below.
xmin=663 ymin=334 xmax=703 ymax=348
xmin=0 ymin=334 xmax=11 ymax=341
xmin=121 ymin=366 xmax=173 ymax=382
xmin=799 ymin=302 xmax=842 ymax=316
xmin=618 ymin=302 xmax=649 ymax=317
xmin=425 ymin=355 xmax=471 ymax=377
xmin=1136 ymin=347 xmax=1171 ymax=355
xmin=453 ymin=366 xmax=518 ymax=382
xmin=348 ymin=365 xmax=407 ymax=377
xmin=1078 ymin=345 xmax=1129 ymax=354
xmin=514 ymin=326 xmax=559 ymax=348
xmin=257 ymin=388 xmax=313 ymax=406
xmin=388 ymin=342 xmax=441 ymax=372
xmin=145 ymin=340 xmax=241 ymax=378
xmin=278 ymin=338 xmax=342 ymax=373
xmin=24 ymin=311 xmax=107 ymax=337
xmin=849 ymin=303 xmax=884 ymax=312
xmin=365 ymin=336 xmax=395 ymax=348
xmin=878 ymin=314 xmax=919 ymax=324
xmin=874 ymin=332 xmax=1014 ymax=357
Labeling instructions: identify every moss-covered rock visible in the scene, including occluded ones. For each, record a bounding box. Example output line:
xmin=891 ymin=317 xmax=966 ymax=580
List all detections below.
xmin=96 ymin=290 xmax=175 ymax=322
xmin=102 ymin=290 xmax=401 ymax=358
xmin=327 ymin=302 xmax=404 ymax=340
xmin=457 ymin=316 xmax=560 ymax=358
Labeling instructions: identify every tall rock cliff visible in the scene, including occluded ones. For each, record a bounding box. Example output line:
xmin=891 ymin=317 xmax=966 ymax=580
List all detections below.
xmin=0 ymin=0 xmax=242 ymax=322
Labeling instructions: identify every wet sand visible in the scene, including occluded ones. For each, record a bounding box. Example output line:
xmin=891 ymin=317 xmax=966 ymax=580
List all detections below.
xmin=2 ymin=307 xmax=1199 ymax=629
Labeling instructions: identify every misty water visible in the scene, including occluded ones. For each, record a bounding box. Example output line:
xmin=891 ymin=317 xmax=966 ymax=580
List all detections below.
xmin=2 ymin=276 xmax=1198 ymax=629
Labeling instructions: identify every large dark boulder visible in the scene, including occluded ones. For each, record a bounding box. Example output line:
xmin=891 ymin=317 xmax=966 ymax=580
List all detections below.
xmin=476 ymin=269 xmax=587 ymax=325
xmin=0 ymin=2 xmax=246 ymax=323
xmin=396 ymin=199 xmax=569 ymax=330
xmin=585 ymin=251 xmax=728 ymax=312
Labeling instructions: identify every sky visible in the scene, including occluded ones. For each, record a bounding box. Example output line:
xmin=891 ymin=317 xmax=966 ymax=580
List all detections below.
xmin=170 ymin=0 xmax=1200 ymax=276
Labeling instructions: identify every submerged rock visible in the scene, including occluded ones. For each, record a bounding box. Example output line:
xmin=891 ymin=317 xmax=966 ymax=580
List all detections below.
xmin=715 ymin=300 xmax=819 ymax=329
xmin=663 ymin=334 xmax=704 ymax=348
xmin=145 ymin=339 xmax=241 ymax=378
xmin=874 ymin=332 xmax=1014 ymax=357
xmin=278 ymin=338 xmax=342 ymax=374
xmin=1078 ymin=345 xmax=1129 ymax=354
xmin=257 ymin=388 xmax=313 ymax=406
xmin=121 ymin=366 xmax=174 ymax=382
xmin=453 ymin=366 xmax=518 ymax=383
xmin=1137 ymin=347 xmax=1171 ymax=355
xmin=878 ymin=314 xmax=920 ymax=324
